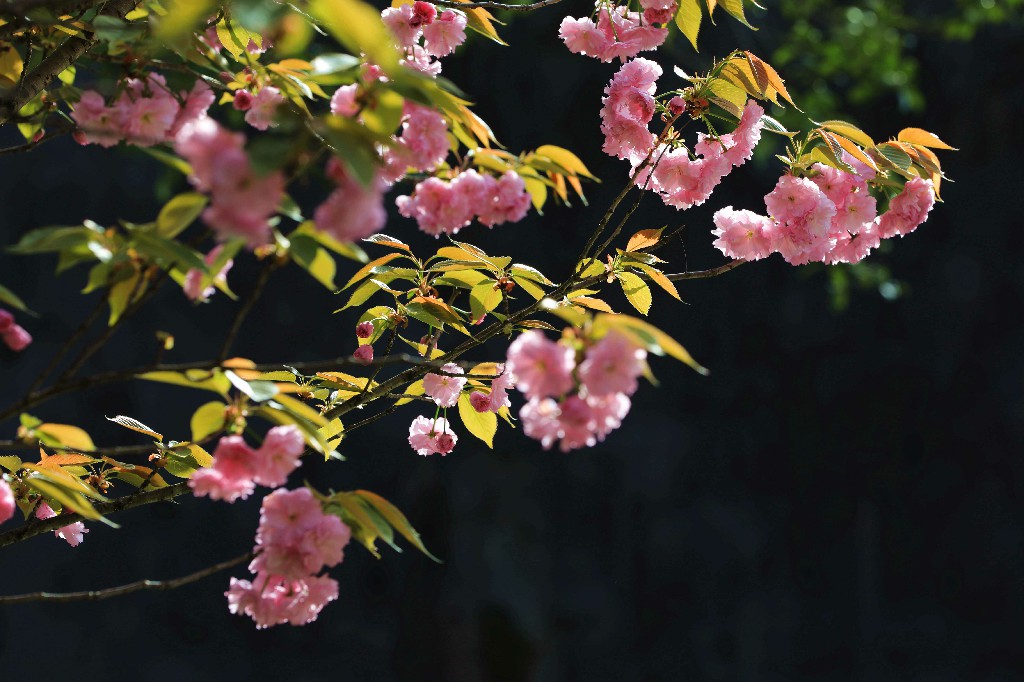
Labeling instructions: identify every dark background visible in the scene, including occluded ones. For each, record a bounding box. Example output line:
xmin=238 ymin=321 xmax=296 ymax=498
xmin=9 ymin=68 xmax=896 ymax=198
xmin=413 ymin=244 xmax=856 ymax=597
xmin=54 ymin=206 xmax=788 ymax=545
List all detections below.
xmin=1 ymin=1 xmax=1022 ymax=680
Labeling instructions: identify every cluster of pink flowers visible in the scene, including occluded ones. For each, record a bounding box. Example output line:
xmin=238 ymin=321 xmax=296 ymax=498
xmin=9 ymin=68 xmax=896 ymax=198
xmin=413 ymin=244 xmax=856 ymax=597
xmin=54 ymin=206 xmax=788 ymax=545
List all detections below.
xmin=190 ymin=425 xmax=305 ymax=502
xmin=72 ymin=74 xmax=213 ymax=148
xmin=382 ymin=1 xmax=467 ymax=76
xmin=423 ymin=362 xmax=467 ymax=407
xmin=396 ymin=169 xmax=532 ymax=236
xmin=599 ymin=57 xmax=661 ymax=163
xmin=226 ymin=487 xmax=351 ymax=628
xmin=0 ymin=309 xmax=31 ymax=352
xmin=559 ymin=0 xmax=673 ymax=63
xmin=232 ymin=85 xmax=286 ymax=131
xmin=174 ymin=117 xmax=285 ymax=247
xmin=352 ymin=320 xmax=375 ymax=365
xmin=0 ymin=477 xmax=14 ymax=525
xmin=506 ymin=330 xmax=645 ymax=452
xmin=183 ymin=245 xmax=234 ymax=302
xmin=408 ymin=416 xmax=458 ymax=456
xmin=469 ymin=364 xmax=515 ymax=414
xmin=712 ymin=162 xmax=935 ymax=265
xmin=314 ymin=157 xmax=389 ymax=243
xmin=35 ymin=501 xmax=88 ymax=547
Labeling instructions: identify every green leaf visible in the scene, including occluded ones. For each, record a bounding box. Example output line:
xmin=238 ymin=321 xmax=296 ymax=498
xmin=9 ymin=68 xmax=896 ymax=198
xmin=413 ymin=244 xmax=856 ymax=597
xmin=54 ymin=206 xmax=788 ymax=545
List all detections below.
xmin=0 ymin=455 xmax=23 ymax=472
xmin=130 ymin=230 xmax=207 ymax=272
xmin=152 ymin=0 xmax=215 ymax=44
xmin=457 ymin=393 xmax=497 ymax=448
xmin=225 ymin=370 xmax=279 ymax=402
xmin=675 ymin=0 xmax=703 ymax=51
xmin=593 ymin=313 xmax=708 ymax=375
xmin=720 ymin=0 xmax=755 ymax=28
xmin=818 ymin=120 xmax=874 ymax=149
xmin=618 ymin=272 xmax=652 ymax=315
xmin=190 ymin=401 xmax=227 ymax=442
xmin=360 ymin=87 xmax=404 ymax=137
xmin=354 ymin=489 xmax=441 ymax=562
xmin=469 ymin=281 xmax=502 ymax=321
xmin=8 ymin=226 xmax=92 ymax=254
xmin=309 ymin=0 xmax=400 ymax=74
xmin=156 ymin=193 xmax=208 ymax=238
xmin=107 ymin=270 xmax=141 ymax=326
xmin=0 ymin=282 xmax=33 ymax=314
xmin=289 ymin=234 xmax=337 ymax=290
xmin=137 ymin=368 xmax=231 ymax=396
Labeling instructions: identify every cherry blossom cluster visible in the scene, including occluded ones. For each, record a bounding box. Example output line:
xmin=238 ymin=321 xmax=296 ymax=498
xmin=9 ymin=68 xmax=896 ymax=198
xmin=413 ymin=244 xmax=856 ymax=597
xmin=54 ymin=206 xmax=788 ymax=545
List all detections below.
xmin=711 ymin=164 xmax=935 ymax=266
xmin=175 ymin=117 xmax=285 ymax=247
xmin=230 ymin=85 xmax=286 ymax=131
xmin=0 ymin=309 xmax=32 ymax=352
xmin=559 ymin=0 xmax=674 ymax=63
xmin=72 ymin=74 xmax=214 ymax=148
xmin=505 ymin=329 xmax=645 ymax=452
xmin=382 ymin=1 xmax=468 ymax=76
xmin=396 ymin=169 xmax=532 ymax=236
xmin=407 ymin=362 xmax=466 ymax=456
xmin=0 ymin=476 xmax=89 ymax=546
xmin=226 ymin=487 xmax=351 ymax=628
xmin=190 ymin=425 xmax=305 ymax=502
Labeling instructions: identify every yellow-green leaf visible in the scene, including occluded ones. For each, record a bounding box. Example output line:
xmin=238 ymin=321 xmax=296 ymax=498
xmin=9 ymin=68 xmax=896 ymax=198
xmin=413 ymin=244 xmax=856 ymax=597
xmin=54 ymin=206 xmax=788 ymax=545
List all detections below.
xmin=533 ymin=145 xmax=598 ymax=180
xmin=106 ymin=415 xmax=163 ymax=441
xmin=157 ymin=193 xmax=208 ymax=238
xmin=457 ymin=393 xmax=497 ymax=448
xmin=36 ymin=424 xmax=95 ymax=451
xmin=674 ymin=0 xmax=703 ymax=51
xmin=618 ymin=272 xmax=652 ymax=315
xmin=310 ymin=0 xmax=400 ymax=74
xmin=190 ymin=401 xmax=227 ymax=442
xmin=594 ymin=313 xmax=708 ymax=375
xmin=354 ymin=489 xmax=441 ymax=561
xmin=818 ymin=120 xmax=874 ymax=149
xmin=626 ymin=228 xmax=664 ymax=252
xmin=897 ymin=127 xmax=956 ymax=150
xmin=469 ymin=281 xmax=502 ymax=321
xmin=138 ymin=369 xmax=231 ymax=396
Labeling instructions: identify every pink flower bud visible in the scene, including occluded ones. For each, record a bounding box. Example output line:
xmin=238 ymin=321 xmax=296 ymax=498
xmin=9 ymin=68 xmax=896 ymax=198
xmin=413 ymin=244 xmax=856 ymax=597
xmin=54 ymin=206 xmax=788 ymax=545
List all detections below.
xmin=667 ymin=96 xmax=687 ymax=116
xmin=3 ymin=325 xmax=32 ymax=352
xmin=411 ymin=1 xmax=437 ymax=26
xmin=72 ymin=129 xmax=88 ymax=145
xmin=469 ymin=391 xmax=491 ymax=413
xmin=233 ymin=90 xmax=254 ymax=111
xmin=354 ymin=345 xmax=373 ymax=365
xmin=31 ymin=129 xmax=44 ymax=143
xmin=0 ymin=478 xmax=15 ymax=525
xmin=0 ymin=309 xmax=13 ymax=333
xmin=355 ymin=321 xmax=374 ymax=339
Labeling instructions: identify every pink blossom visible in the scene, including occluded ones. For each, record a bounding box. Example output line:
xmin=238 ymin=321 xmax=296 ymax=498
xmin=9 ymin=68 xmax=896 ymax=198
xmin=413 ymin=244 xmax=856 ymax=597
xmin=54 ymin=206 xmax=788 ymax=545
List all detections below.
xmin=588 ymin=392 xmax=631 ymax=440
xmin=189 ymin=436 xmax=259 ymax=502
xmin=253 ymin=425 xmax=305 ymax=488
xmin=382 ymin=4 xmax=423 ymax=47
xmin=233 ymin=90 xmax=254 ymax=111
xmin=557 ymin=395 xmax=597 ymax=451
xmin=244 ymin=86 xmax=285 ymax=130
xmin=711 ymin=207 xmax=775 ymax=261
xmin=600 ymin=58 xmax=661 ymax=163
xmin=470 ymin=392 xmax=491 ymax=412
xmin=117 ymin=75 xmax=180 ymax=147
xmin=2 ymin=323 xmax=32 ymax=352
xmin=423 ymin=10 xmax=467 ymax=57
xmin=643 ymin=5 xmax=676 ymax=24
xmin=355 ymin=321 xmax=375 ymax=339
xmin=477 ymin=171 xmax=532 ymax=227
xmin=314 ymin=163 xmax=387 ymax=243
xmin=667 ymin=96 xmax=687 ymax=116
xmin=408 ymin=416 xmax=458 ymax=456
xmin=423 ymin=362 xmax=467 ymax=407
xmin=403 ymin=45 xmax=443 ymax=77
xmin=330 ymin=84 xmax=360 ymax=117
xmin=505 ymin=330 xmax=575 ymax=400
xmin=764 ymin=175 xmax=836 ymax=265
xmin=876 ymin=177 xmax=935 ymax=239
xmin=0 ymin=310 xmax=12 ymax=332
xmin=183 ymin=245 xmax=234 ymax=302
xmin=520 ymin=397 xmax=562 ymax=450
xmin=167 ymin=80 xmax=214 ymax=139
xmin=396 ymin=177 xmax=474 ymax=236
xmin=559 ymin=17 xmax=612 ymax=59
xmin=562 ymin=7 xmax=667 ymax=62
xmin=482 ymin=365 xmax=515 ymax=412
xmin=72 ymin=91 xmax=122 ymax=147
xmin=577 ymin=332 xmax=646 ymax=397
xmin=227 ymin=573 xmax=339 ymax=628
xmin=397 ymin=104 xmax=449 ymax=172
xmin=826 ymin=221 xmax=881 ymax=264
xmin=354 ymin=344 xmax=373 ymax=365
xmin=0 ymin=478 xmax=15 ymax=525
xmin=411 ymin=1 xmax=438 ymax=26
xmin=251 ymin=488 xmax=350 ymax=578
xmin=35 ymin=502 xmax=88 ymax=547
xmin=650 ymin=148 xmax=731 ymax=210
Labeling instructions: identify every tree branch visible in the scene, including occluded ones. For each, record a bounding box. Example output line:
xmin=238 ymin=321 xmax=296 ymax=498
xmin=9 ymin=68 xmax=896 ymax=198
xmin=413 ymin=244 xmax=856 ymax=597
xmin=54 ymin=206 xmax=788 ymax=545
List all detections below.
xmin=434 ymin=0 xmax=566 ymax=10
xmin=0 ymin=481 xmax=189 ymax=549
xmin=0 ymin=0 xmax=139 ymax=126
xmin=0 ymin=551 xmax=252 ymax=604
xmin=218 ymin=259 xmax=278 ymax=363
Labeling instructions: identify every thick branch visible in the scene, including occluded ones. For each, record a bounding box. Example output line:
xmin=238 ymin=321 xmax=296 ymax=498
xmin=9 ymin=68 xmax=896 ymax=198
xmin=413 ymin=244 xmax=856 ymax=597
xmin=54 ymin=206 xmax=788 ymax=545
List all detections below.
xmin=0 ymin=481 xmax=189 ymax=549
xmin=0 ymin=0 xmax=138 ymax=126
xmin=0 ymin=551 xmax=252 ymax=604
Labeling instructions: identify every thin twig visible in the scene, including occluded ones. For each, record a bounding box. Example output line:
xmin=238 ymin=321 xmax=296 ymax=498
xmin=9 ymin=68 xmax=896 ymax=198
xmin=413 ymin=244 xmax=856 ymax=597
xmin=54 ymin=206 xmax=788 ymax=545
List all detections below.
xmin=0 ymin=482 xmax=189 ymax=549
xmin=219 ymin=259 xmax=278 ymax=362
xmin=434 ymin=0 xmax=565 ymax=10
xmin=0 ymin=551 xmax=253 ymax=604
xmin=26 ymin=294 xmax=107 ymax=396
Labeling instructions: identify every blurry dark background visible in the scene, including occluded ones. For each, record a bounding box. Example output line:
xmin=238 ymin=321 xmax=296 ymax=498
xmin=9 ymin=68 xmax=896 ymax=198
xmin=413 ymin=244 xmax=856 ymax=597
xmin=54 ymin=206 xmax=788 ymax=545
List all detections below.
xmin=1 ymin=1 xmax=1022 ymax=680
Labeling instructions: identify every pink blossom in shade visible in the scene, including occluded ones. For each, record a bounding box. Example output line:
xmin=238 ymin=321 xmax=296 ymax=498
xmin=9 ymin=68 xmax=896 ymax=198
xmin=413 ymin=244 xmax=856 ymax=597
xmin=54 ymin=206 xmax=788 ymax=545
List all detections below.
xmin=833 ymin=187 xmax=877 ymax=235
xmin=557 ymin=395 xmax=597 ymax=452
xmin=602 ymin=118 xmax=657 ymax=164
xmin=382 ymin=4 xmax=423 ymax=47
xmin=227 ymin=574 xmax=340 ymax=628
xmin=330 ymin=84 xmax=360 ymax=117
xmin=167 ymin=80 xmax=215 ymax=140
xmin=559 ymin=17 xmax=613 ymax=59
xmin=667 ymin=96 xmax=687 ymax=116
xmin=183 ymin=245 xmax=234 ymax=302
xmin=244 ymin=86 xmax=285 ymax=130
xmin=396 ymin=177 xmax=474 ymax=236
xmin=398 ymin=104 xmax=449 ymax=172
xmin=0 ymin=309 xmax=12 ymax=332
xmin=411 ymin=1 xmax=438 ymax=26
xmin=72 ymin=91 xmax=123 ymax=147
xmin=252 ymin=425 xmax=305 ymax=488
xmin=313 ymin=174 xmax=387 ymax=243
xmin=201 ymin=169 xmax=285 ymax=248
xmin=35 ymin=502 xmax=89 ymax=547
xmin=189 ymin=436 xmax=258 ymax=503
xmin=117 ymin=78 xmax=180 ymax=147
xmin=408 ymin=416 xmax=458 ymax=456
xmin=577 ymin=331 xmax=647 ymax=398
xmin=469 ymin=392 xmax=491 ymax=413
xmin=174 ymin=117 xmax=246 ymax=192
xmin=825 ymin=221 xmax=881 ymax=265
xmin=233 ymin=90 xmax=254 ymax=111
xmin=403 ymin=45 xmax=443 ymax=77
xmin=486 ymin=365 xmax=515 ymax=412
xmin=505 ymin=330 xmax=576 ymax=400
xmin=650 ymin=148 xmax=731 ymax=210
xmin=520 ymin=397 xmax=562 ymax=450
xmin=452 ymin=169 xmax=497 ymax=210
xmin=640 ymin=0 xmax=677 ymax=12
xmin=0 ymin=478 xmax=15 ymax=525
xmin=2 ymin=324 xmax=32 ymax=352
xmin=422 ymin=10 xmax=467 ymax=57
xmin=423 ymin=362 xmax=467 ymax=407
xmin=587 ymin=392 xmax=631 ymax=441
xmin=252 ymin=514 xmax=351 ymax=579
xmin=642 ymin=5 xmax=676 ymax=24
xmin=764 ymin=175 xmax=837 ymax=265
xmin=711 ymin=207 xmax=775 ymax=261
xmin=875 ymin=177 xmax=935 ymax=239
xmin=353 ymin=344 xmax=374 ymax=365
xmin=477 ymin=171 xmax=532 ymax=227
xmin=595 ymin=7 xmax=668 ymax=61
xmin=355 ymin=321 xmax=375 ymax=339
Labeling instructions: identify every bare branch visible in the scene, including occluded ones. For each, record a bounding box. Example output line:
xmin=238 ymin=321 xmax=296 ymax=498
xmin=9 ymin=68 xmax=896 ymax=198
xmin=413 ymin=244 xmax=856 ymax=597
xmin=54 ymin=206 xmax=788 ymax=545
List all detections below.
xmin=0 ymin=551 xmax=252 ymax=604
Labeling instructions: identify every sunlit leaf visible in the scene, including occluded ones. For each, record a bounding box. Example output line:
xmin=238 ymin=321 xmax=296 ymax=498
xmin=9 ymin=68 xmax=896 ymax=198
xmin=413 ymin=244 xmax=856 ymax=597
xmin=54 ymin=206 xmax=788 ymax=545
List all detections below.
xmin=618 ymin=272 xmax=652 ymax=315
xmin=190 ymin=401 xmax=227 ymax=442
